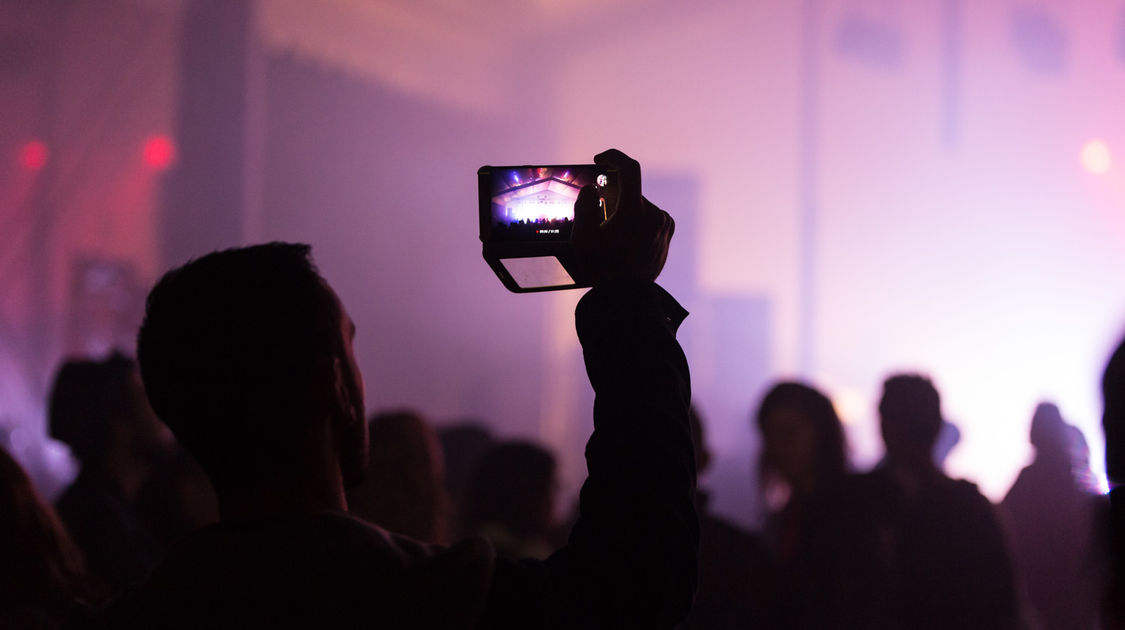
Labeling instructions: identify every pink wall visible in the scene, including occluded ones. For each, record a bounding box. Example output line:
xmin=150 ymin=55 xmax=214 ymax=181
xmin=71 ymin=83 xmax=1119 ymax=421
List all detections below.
xmin=3 ymin=0 xmax=1124 ymax=524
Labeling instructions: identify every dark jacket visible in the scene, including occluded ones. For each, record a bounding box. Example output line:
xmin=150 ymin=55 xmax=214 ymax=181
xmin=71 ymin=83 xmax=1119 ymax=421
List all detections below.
xmin=860 ymin=467 xmax=1019 ymax=630
xmin=99 ymin=281 xmax=698 ymax=629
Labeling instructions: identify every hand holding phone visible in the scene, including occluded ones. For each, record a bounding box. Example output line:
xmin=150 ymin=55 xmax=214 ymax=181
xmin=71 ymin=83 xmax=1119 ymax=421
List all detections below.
xmin=571 ymin=149 xmax=674 ymax=287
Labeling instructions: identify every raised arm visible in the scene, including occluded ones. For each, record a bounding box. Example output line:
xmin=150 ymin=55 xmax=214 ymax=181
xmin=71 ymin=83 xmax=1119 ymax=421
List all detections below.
xmin=479 ymin=149 xmax=698 ymax=629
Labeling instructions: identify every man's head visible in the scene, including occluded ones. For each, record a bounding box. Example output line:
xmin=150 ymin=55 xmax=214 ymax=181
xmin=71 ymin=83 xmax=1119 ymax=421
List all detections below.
xmin=879 ymin=373 xmax=943 ymax=465
xmin=136 ymin=243 xmax=366 ymax=489
xmin=1029 ymin=402 xmax=1069 ymax=458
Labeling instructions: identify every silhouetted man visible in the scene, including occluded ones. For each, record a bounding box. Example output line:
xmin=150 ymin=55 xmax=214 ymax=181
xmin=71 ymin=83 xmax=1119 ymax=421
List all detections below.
xmin=101 ymin=149 xmax=698 ymax=628
xmin=861 ymin=374 xmax=1018 ymax=630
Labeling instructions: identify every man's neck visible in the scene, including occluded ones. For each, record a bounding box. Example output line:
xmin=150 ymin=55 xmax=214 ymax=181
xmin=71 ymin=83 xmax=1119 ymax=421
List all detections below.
xmin=217 ymin=476 xmax=347 ymax=524
xmin=214 ymin=448 xmax=348 ymax=524
xmin=884 ymin=454 xmax=941 ymax=497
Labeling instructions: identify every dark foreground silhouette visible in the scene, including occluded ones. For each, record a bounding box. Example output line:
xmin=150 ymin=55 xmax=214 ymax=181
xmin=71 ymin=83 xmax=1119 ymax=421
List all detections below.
xmin=862 ymin=374 xmax=1019 ymax=630
xmin=97 ymin=149 xmax=698 ymax=629
xmin=1002 ymin=403 xmax=1106 ymax=630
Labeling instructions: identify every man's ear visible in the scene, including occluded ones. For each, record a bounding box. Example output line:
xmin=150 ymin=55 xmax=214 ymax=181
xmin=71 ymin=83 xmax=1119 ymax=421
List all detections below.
xmin=332 ymin=356 xmax=369 ymax=488
xmin=331 ymin=357 xmax=358 ymax=427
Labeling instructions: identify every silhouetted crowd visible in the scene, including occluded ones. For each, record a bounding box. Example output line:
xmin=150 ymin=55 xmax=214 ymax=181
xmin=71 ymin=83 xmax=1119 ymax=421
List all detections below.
xmin=4 ymin=351 xmax=1122 ymax=628
xmin=1 ymin=149 xmax=1124 ymax=628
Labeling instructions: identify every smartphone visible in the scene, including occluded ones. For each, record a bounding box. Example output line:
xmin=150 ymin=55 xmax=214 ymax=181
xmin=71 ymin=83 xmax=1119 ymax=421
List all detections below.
xmin=478 ymin=164 xmax=616 ymax=293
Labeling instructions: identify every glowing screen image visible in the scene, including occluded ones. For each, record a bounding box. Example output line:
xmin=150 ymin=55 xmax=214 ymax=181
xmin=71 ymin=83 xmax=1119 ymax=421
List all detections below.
xmin=489 ymin=166 xmax=596 ymax=241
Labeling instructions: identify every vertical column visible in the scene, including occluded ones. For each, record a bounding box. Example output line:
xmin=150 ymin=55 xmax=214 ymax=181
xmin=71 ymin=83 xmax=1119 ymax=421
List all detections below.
xmin=27 ymin=2 xmax=65 ymax=397
xmin=797 ymin=0 xmax=822 ymax=376
xmin=942 ymin=0 xmax=962 ymax=149
xmin=160 ymin=0 xmax=259 ymax=267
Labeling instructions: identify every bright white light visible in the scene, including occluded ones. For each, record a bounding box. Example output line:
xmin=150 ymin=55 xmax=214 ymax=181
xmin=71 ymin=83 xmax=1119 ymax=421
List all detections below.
xmin=830 ymin=385 xmax=869 ymax=427
xmin=1081 ymin=139 xmax=1111 ymax=175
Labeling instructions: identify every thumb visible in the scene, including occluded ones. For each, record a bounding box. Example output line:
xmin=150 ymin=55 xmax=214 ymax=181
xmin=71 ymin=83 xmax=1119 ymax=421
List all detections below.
xmin=571 ymin=184 xmax=603 ymax=244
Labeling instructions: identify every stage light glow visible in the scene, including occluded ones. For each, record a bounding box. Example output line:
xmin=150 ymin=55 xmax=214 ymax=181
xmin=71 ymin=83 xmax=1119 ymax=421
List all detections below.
xmin=1081 ymin=139 xmax=1111 ymax=175
xmin=19 ymin=140 xmax=48 ymax=171
xmin=822 ymin=383 xmax=865 ymax=427
xmin=143 ymin=135 xmax=177 ymax=170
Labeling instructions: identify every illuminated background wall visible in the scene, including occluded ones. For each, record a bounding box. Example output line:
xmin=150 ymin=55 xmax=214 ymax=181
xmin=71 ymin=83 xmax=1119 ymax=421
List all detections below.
xmin=2 ymin=0 xmax=1123 ymax=527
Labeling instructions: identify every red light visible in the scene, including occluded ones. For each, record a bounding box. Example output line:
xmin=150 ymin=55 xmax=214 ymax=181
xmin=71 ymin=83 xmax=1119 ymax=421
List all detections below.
xmin=143 ymin=135 xmax=177 ymax=171
xmin=19 ymin=140 xmax=48 ymax=171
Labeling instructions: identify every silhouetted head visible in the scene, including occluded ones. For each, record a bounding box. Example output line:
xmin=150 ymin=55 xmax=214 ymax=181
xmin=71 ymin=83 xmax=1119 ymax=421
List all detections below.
xmin=1068 ymin=424 xmax=1090 ymax=465
xmin=1029 ymin=402 xmax=1070 ymax=460
xmin=136 ymin=243 xmax=367 ymax=491
xmin=1105 ymin=336 xmax=1125 ymax=487
xmin=48 ymin=353 xmax=162 ymax=474
xmin=757 ymin=381 xmax=846 ymax=495
xmin=464 ymin=441 xmax=557 ymax=542
xmin=438 ymin=423 xmax=495 ymax=509
xmin=879 ymin=374 xmax=943 ymax=466
xmin=347 ymin=410 xmax=448 ymax=543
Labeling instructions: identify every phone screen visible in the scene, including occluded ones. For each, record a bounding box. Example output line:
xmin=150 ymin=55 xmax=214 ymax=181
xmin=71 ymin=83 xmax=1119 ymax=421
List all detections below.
xmin=486 ymin=165 xmax=599 ymax=242
xmin=479 ymin=162 xmax=614 ymax=293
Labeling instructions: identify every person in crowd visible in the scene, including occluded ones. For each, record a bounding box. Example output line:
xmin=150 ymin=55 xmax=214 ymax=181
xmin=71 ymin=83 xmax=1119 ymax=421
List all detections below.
xmin=48 ymin=353 xmax=165 ymax=598
xmin=681 ymin=406 xmax=780 ymax=629
xmin=346 ymin=410 xmax=449 ymax=544
xmin=463 ymin=440 xmax=559 ymax=559
xmin=1002 ymin=402 xmax=1105 ymax=630
xmin=101 ymin=148 xmax=698 ymax=628
xmin=1102 ymin=336 xmax=1125 ymax=627
xmin=438 ymin=422 xmax=496 ymax=539
xmin=134 ymin=442 xmax=219 ymax=549
xmin=1068 ymin=424 xmax=1100 ymax=494
xmin=0 ymin=444 xmax=94 ymax=627
xmin=862 ymin=373 xmax=1019 ymax=630
xmin=755 ymin=381 xmax=891 ymax=629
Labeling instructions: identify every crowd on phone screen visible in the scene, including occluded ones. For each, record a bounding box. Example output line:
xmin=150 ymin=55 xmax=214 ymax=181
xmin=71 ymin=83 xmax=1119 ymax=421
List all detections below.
xmin=2 ymin=290 xmax=1125 ymax=627
xmin=493 ymin=217 xmax=575 ymax=241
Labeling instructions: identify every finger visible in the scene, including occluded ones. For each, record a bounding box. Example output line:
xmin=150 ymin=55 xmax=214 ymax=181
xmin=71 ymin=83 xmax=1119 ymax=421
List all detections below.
xmin=571 ymin=184 xmax=602 ymax=243
xmin=594 ymin=148 xmax=641 ymax=217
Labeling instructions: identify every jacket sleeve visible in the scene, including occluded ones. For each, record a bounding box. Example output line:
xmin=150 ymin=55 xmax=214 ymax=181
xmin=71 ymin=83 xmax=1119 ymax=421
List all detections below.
xmin=478 ymin=280 xmax=698 ymax=629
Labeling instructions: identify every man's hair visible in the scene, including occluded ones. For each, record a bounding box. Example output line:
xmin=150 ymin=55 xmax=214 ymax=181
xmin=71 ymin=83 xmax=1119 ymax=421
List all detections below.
xmin=879 ymin=373 xmax=943 ymax=452
xmin=136 ymin=243 xmax=342 ymax=478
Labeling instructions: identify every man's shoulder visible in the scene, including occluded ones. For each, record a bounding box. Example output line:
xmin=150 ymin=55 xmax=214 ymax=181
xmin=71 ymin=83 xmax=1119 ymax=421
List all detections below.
xmin=930 ymin=475 xmax=992 ymax=508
